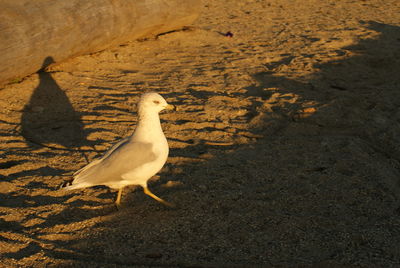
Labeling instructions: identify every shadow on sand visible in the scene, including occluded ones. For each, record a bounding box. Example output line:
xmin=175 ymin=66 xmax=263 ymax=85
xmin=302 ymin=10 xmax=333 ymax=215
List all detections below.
xmin=3 ymin=21 xmax=400 ymax=266
xmin=21 ymin=56 xmax=87 ymax=149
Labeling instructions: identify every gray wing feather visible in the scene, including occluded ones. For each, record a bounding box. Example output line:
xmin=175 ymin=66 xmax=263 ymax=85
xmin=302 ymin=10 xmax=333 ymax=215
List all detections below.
xmin=74 ymin=137 xmax=130 ymax=177
xmin=73 ymin=140 xmax=156 ymax=186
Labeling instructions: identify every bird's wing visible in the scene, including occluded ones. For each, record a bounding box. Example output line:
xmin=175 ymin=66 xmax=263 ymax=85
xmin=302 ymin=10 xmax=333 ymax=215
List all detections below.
xmin=73 ymin=137 xmax=130 ymax=177
xmin=71 ymin=140 xmax=157 ymax=187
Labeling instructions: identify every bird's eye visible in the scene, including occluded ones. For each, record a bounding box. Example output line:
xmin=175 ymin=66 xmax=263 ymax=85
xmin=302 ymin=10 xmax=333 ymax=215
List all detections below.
xmin=153 ymin=100 xmax=160 ymax=104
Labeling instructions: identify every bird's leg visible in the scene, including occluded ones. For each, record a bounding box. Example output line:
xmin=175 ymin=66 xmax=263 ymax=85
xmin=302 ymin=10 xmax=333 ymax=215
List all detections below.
xmin=115 ymin=187 xmax=123 ymax=208
xmin=143 ymin=187 xmax=175 ymax=208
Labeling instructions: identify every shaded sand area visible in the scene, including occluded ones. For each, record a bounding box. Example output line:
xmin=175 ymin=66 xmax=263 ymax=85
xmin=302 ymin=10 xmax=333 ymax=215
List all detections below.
xmin=1 ymin=0 xmax=400 ymax=266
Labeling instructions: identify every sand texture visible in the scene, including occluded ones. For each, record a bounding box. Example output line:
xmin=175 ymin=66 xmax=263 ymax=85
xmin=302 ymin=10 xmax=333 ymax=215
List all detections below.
xmin=1 ymin=0 xmax=400 ymax=266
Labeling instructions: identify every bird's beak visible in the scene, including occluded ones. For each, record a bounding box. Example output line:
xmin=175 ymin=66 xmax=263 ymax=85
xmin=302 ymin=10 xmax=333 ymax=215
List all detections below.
xmin=165 ymin=104 xmax=175 ymax=111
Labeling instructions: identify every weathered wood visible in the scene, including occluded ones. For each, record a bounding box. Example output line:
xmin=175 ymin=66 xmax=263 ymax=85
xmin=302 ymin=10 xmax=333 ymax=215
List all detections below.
xmin=0 ymin=0 xmax=202 ymax=85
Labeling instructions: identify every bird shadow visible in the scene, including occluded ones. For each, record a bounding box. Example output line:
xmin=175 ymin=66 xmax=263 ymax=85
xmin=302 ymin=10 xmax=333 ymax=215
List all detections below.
xmin=20 ymin=56 xmax=89 ymax=149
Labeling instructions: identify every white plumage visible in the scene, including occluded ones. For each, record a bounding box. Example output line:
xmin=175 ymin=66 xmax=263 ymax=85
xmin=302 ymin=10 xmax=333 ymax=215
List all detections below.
xmin=63 ymin=92 xmax=174 ymax=207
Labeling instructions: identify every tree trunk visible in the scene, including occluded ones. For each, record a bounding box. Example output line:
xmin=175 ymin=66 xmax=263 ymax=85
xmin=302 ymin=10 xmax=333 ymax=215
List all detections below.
xmin=0 ymin=0 xmax=202 ymax=85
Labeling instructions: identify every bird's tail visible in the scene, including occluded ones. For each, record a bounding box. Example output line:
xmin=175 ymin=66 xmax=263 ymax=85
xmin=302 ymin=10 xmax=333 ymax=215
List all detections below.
xmin=59 ymin=178 xmax=92 ymax=191
xmin=58 ymin=178 xmax=74 ymax=190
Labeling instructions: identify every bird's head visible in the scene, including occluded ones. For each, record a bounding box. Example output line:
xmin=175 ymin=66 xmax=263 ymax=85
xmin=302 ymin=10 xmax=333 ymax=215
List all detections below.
xmin=138 ymin=92 xmax=174 ymax=115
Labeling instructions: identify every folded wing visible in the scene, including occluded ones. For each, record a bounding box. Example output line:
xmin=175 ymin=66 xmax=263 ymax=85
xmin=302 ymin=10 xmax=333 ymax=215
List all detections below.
xmin=67 ymin=140 xmax=156 ymax=189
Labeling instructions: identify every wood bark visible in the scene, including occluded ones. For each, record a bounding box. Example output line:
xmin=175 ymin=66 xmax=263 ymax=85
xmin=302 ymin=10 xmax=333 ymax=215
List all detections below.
xmin=0 ymin=0 xmax=202 ymax=85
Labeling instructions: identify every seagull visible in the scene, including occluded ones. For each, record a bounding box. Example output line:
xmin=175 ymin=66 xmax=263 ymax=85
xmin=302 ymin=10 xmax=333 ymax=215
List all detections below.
xmin=62 ymin=92 xmax=175 ymax=207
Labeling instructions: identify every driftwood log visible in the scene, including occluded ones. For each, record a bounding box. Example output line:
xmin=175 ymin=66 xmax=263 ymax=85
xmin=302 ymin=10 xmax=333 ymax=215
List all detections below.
xmin=0 ymin=0 xmax=202 ymax=85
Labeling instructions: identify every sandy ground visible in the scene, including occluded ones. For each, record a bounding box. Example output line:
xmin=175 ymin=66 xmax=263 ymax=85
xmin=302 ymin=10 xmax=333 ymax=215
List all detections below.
xmin=1 ymin=0 xmax=400 ymax=266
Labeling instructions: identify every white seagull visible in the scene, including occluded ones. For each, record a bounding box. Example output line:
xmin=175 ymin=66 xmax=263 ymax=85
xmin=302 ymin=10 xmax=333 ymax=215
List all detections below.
xmin=62 ymin=92 xmax=175 ymax=207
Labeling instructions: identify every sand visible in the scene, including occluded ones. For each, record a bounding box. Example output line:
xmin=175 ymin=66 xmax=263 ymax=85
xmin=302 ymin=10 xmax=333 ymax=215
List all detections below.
xmin=1 ymin=0 xmax=400 ymax=266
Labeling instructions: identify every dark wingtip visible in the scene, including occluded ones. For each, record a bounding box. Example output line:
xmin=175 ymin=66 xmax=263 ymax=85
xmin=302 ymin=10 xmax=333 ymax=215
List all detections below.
xmin=59 ymin=178 xmax=74 ymax=189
